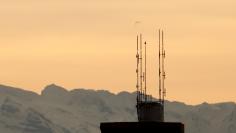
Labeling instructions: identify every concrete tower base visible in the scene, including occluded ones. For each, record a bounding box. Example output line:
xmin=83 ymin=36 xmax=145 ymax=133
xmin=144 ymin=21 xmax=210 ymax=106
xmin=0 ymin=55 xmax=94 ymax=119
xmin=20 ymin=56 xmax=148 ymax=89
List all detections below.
xmin=137 ymin=102 xmax=164 ymax=122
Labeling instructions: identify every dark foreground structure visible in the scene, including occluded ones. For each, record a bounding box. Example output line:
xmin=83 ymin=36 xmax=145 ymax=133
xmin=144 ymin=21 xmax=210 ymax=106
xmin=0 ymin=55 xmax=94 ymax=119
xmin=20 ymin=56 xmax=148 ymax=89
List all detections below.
xmin=100 ymin=122 xmax=184 ymax=133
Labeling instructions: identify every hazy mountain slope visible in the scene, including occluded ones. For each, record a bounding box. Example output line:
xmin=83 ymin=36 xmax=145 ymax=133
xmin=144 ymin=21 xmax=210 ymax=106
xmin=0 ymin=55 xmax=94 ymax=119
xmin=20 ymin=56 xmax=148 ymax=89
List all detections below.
xmin=0 ymin=84 xmax=235 ymax=133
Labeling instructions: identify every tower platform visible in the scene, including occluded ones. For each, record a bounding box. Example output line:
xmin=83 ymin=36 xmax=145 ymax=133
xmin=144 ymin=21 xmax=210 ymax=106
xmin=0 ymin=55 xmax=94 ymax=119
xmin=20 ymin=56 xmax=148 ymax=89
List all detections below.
xmin=100 ymin=122 xmax=184 ymax=133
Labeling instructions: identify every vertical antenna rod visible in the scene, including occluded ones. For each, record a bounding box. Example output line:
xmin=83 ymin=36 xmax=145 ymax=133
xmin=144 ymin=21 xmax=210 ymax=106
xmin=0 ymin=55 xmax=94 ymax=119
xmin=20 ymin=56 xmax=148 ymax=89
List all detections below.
xmin=140 ymin=34 xmax=143 ymax=101
xmin=158 ymin=29 xmax=162 ymax=101
xmin=144 ymin=41 xmax=147 ymax=101
xmin=136 ymin=35 xmax=139 ymax=103
xmin=161 ymin=30 xmax=166 ymax=103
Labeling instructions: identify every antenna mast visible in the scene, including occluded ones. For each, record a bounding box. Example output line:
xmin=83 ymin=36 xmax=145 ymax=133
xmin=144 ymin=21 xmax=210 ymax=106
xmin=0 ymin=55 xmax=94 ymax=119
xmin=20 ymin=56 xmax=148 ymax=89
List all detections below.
xmin=136 ymin=35 xmax=140 ymax=103
xmin=158 ymin=30 xmax=162 ymax=101
xmin=158 ymin=29 xmax=166 ymax=103
xmin=144 ymin=41 xmax=147 ymax=101
xmin=140 ymin=34 xmax=143 ymax=101
xmin=162 ymin=30 xmax=166 ymax=103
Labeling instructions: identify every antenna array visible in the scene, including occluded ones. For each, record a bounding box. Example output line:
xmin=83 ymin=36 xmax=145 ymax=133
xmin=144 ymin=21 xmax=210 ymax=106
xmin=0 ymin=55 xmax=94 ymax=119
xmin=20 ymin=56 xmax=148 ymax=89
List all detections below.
xmin=136 ymin=34 xmax=151 ymax=103
xmin=136 ymin=30 xmax=166 ymax=104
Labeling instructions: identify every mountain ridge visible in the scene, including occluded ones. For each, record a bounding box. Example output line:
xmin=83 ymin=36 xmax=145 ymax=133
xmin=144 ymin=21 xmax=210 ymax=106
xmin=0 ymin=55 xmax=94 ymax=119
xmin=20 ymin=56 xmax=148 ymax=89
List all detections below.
xmin=1 ymin=84 xmax=234 ymax=106
xmin=0 ymin=84 xmax=235 ymax=133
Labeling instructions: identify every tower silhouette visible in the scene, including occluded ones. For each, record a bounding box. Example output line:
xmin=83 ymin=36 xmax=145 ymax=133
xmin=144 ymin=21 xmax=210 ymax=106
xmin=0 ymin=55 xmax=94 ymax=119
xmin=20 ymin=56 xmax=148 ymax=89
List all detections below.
xmin=136 ymin=30 xmax=165 ymax=122
xmin=100 ymin=30 xmax=184 ymax=133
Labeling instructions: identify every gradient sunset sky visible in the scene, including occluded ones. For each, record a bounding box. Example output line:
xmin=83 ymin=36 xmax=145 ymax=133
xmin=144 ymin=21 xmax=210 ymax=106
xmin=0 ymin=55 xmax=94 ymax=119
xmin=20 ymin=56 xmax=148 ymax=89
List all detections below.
xmin=0 ymin=0 xmax=236 ymax=104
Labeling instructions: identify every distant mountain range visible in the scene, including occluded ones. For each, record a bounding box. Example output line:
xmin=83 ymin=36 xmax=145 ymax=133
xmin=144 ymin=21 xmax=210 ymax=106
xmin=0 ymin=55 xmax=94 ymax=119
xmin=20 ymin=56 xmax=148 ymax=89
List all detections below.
xmin=0 ymin=84 xmax=235 ymax=133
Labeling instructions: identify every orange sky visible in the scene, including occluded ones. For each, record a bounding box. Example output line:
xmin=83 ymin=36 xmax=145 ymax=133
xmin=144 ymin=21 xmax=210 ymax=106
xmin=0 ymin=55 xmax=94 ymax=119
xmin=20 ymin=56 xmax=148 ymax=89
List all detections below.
xmin=0 ymin=0 xmax=236 ymax=104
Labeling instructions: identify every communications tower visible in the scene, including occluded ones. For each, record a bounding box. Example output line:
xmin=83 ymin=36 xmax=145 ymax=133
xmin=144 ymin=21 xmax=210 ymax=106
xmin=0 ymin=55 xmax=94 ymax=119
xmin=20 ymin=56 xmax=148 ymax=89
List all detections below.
xmin=100 ymin=29 xmax=184 ymax=133
xmin=136 ymin=30 xmax=166 ymax=122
